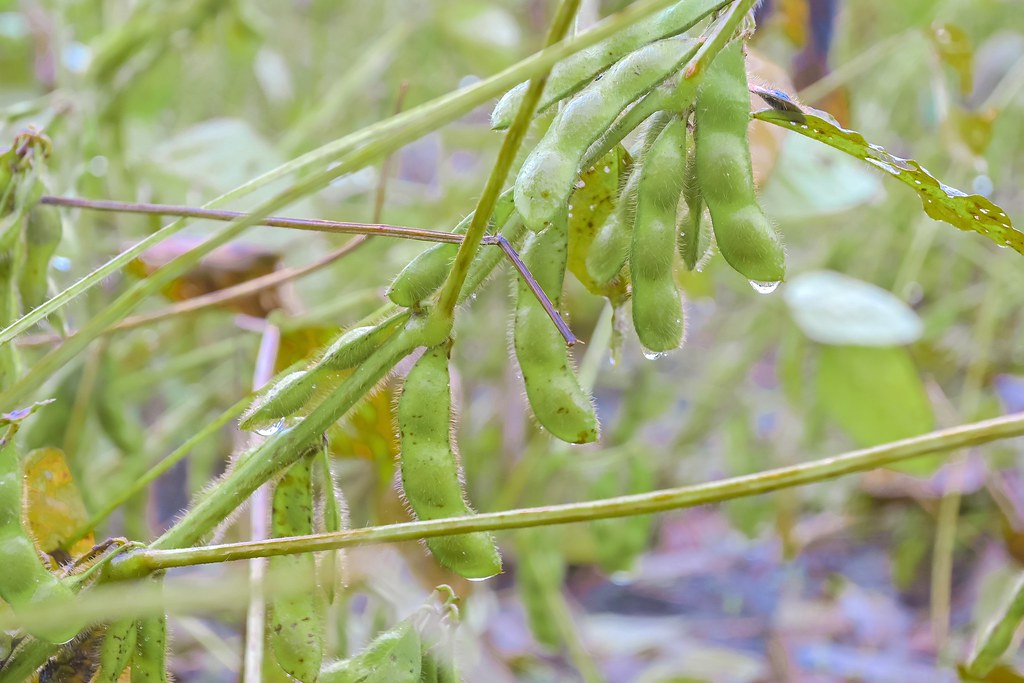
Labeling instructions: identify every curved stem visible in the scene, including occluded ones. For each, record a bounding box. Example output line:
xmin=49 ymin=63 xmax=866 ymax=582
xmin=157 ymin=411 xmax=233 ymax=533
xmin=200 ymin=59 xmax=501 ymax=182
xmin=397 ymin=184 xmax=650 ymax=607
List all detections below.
xmin=111 ymin=411 xmax=1024 ymax=576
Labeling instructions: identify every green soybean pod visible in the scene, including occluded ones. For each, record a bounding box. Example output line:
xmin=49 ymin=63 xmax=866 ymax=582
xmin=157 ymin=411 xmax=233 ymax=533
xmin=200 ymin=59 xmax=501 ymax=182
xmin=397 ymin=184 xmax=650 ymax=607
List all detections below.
xmin=515 ymin=529 xmax=565 ymax=650
xmin=585 ymin=112 xmax=672 ymax=285
xmin=239 ymin=369 xmax=319 ymax=432
xmin=490 ymin=0 xmax=730 ymax=129
xmin=317 ymin=444 xmax=347 ymax=605
xmin=514 ymin=37 xmax=698 ymax=232
xmin=319 ymin=619 xmax=422 ymax=683
xmin=0 ymin=246 xmax=21 ymax=391
xmin=398 ymin=344 xmax=501 ymax=580
xmin=94 ymin=619 xmax=136 ymax=682
xmin=512 ymin=222 xmax=599 ymax=444
xmin=18 ymin=204 xmax=61 ymax=313
xmin=268 ymin=447 xmax=324 ymax=682
xmin=630 ymin=116 xmax=687 ymax=353
xmin=694 ymin=40 xmax=785 ymax=284
xmin=315 ymin=312 xmax=408 ymax=372
xmin=0 ymin=425 xmax=79 ymax=644
xmin=387 ymin=190 xmax=514 ymax=308
xmin=132 ymin=611 xmax=169 ymax=683
xmin=677 ymin=122 xmax=711 ymax=271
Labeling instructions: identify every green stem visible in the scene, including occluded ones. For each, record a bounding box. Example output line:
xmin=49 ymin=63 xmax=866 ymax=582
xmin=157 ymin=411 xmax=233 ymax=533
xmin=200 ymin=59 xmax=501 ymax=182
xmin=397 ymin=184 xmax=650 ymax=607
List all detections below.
xmin=111 ymin=411 xmax=1024 ymax=575
xmin=434 ymin=0 xmax=582 ymax=324
xmin=966 ymin=573 xmax=1024 ymax=677
xmin=0 ymin=0 xmax=682 ymax=349
xmin=148 ymin=328 xmax=418 ymax=551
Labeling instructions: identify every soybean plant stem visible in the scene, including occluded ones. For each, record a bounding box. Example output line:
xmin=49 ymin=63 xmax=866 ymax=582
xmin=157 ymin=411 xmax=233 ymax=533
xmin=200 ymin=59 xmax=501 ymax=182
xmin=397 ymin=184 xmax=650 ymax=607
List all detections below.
xmin=36 ymin=195 xmax=573 ymax=344
xmin=434 ymin=0 xmax=583 ymax=327
xmin=110 ymin=412 xmax=1024 ymax=575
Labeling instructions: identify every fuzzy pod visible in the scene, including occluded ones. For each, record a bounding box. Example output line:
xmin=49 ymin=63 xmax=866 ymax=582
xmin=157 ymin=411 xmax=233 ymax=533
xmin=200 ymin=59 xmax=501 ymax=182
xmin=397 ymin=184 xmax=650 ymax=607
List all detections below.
xmin=490 ymin=0 xmax=730 ymax=129
xmin=585 ymin=112 xmax=672 ymax=285
xmin=18 ymin=204 xmax=61 ymax=313
xmin=239 ymin=370 xmax=319 ymax=432
xmin=319 ymin=619 xmax=422 ymax=683
xmin=397 ymin=344 xmax=502 ymax=580
xmin=677 ymin=121 xmax=712 ymax=270
xmin=515 ymin=528 xmax=566 ymax=650
xmin=132 ymin=610 xmax=169 ymax=682
xmin=268 ymin=448 xmax=324 ymax=682
xmin=694 ymin=40 xmax=785 ymax=283
xmin=514 ymin=37 xmax=698 ymax=232
xmin=512 ymin=222 xmax=599 ymax=444
xmin=387 ymin=191 xmax=515 ymax=308
xmin=629 ymin=116 xmax=687 ymax=353
xmin=0 ymin=427 xmax=80 ymax=644
xmin=94 ymin=619 xmax=137 ymax=682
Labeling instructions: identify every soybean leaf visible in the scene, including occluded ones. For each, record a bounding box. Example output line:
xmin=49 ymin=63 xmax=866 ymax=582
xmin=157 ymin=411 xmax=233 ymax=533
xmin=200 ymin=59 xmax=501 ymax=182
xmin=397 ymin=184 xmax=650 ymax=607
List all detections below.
xmin=783 ymin=270 xmax=923 ymax=346
xmin=816 ymin=345 xmax=938 ymax=475
xmin=754 ymin=107 xmax=1024 ymax=255
xmin=23 ymin=447 xmax=94 ymax=558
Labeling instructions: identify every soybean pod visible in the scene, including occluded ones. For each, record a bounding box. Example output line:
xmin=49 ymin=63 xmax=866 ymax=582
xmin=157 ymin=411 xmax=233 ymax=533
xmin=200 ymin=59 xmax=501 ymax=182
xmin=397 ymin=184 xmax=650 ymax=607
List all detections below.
xmin=514 ymin=37 xmax=698 ymax=232
xmin=319 ymin=618 xmax=422 ymax=683
xmin=268 ymin=444 xmax=324 ymax=682
xmin=694 ymin=40 xmax=785 ymax=283
xmin=398 ymin=344 xmax=501 ymax=580
xmin=513 ymin=222 xmax=599 ymax=444
xmin=630 ymin=116 xmax=687 ymax=353
xmin=132 ymin=610 xmax=169 ymax=682
xmin=585 ymin=112 xmax=672 ymax=286
xmin=387 ymin=191 xmax=514 ymax=308
xmin=490 ymin=0 xmax=730 ymax=129
xmin=240 ymin=313 xmax=407 ymax=432
xmin=94 ymin=619 xmax=136 ymax=682
xmin=18 ymin=204 xmax=61 ymax=313
xmin=678 ymin=121 xmax=711 ymax=270
xmin=0 ymin=420 xmax=79 ymax=644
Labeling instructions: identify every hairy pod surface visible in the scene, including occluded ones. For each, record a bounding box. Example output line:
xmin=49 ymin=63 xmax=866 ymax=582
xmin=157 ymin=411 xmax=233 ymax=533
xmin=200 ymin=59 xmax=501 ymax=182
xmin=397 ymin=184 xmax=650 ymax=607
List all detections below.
xmin=678 ymin=122 xmax=711 ymax=270
xmin=0 ymin=427 xmax=79 ymax=644
xmin=18 ymin=204 xmax=61 ymax=313
xmin=514 ymin=37 xmax=698 ymax=232
xmin=630 ymin=116 xmax=687 ymax=353
xmin=586 ymin=113 xmax=672 ymax=285
xmin=95 ymin=619 xmax=137 ymax=682
xmin=694 ymin=40 xmax=785 ymax=283
xmin=490 ymin=0 xmax=730 ymax=129
xmin=269 ymin=448 xmax=324 ymax=682
xmin=132 ymin=610 xmax=169 ymax=682
xmin=388 ymin=191 xmax=515 ymax=308
xmin=513 ymin=222 xmax=599 ymax=443
xmin=319 ymin=619 xmax=422 ymax=683
xmin=239 ymin=370 xmax=318 ymax=431
xmin=397 ymin=345 xmax=502 ymax=579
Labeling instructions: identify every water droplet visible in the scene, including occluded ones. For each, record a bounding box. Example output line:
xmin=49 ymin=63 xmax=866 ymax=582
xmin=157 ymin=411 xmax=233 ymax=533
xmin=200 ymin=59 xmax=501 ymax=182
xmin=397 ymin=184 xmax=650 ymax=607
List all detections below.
xmin=749 ymin=280 xmax=780 ymax=294
xmin=642 ymin=348 xmax=666 ymax=360
xmin=466 ymin=573 xmax=498 ymax=582
xmin=255 ymin=419 xmax=285 ymax=437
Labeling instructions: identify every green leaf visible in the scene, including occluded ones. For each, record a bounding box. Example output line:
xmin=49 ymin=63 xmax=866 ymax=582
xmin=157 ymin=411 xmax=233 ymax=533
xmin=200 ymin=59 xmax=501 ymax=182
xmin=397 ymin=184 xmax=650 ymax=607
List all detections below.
xmin=816 ymin=345 xmax=937 ymax=475
xmin=754 ymin=107 xmax=1024 ymax=255
xmin=783 ymin=270 xmax=923 ymax=346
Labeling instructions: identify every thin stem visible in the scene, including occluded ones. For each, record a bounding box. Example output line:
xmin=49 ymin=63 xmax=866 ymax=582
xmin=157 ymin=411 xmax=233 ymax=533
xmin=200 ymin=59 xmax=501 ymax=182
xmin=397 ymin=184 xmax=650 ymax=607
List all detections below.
xmin=434 ymin=0 xmax=582 ymax=325
xmin=20 ymin=239 xmax=366 ymax=347
xmin=39 ymin=196 xmax=468 ymax=244
xmin=682 ymin=0 xmax=758 ymax=79
xmin=36 ymin=196 xmax=574 ymax=345
xmin=111 ymin=412 xmax=1024 ymax=575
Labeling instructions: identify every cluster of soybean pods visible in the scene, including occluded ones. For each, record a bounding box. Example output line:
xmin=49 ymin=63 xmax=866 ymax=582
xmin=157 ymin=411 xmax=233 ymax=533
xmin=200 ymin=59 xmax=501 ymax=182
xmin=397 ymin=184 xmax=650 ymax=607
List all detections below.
xmin=231 ymin=2 xmax=792 ymax=678
xmin=0 ymin=1 xmax=793 ymax=680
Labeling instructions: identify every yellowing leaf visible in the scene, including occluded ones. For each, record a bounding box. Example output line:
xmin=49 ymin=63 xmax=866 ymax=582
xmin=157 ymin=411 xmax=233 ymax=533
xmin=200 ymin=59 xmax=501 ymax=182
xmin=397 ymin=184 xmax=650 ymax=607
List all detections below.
xmin=753 ymin=107 xmax=1024 ymax=254
xmin=928 ymin=23 xmax=973 ymax=96
xmin=23 ymin=447 xmax=94 ymax=558
xmin=816 ymin=346 xmax=938 ymax=475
